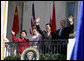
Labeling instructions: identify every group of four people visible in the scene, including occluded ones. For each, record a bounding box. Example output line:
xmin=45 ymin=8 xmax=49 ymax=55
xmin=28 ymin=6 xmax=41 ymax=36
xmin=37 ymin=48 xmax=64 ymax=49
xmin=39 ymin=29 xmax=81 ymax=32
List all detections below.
xmin=11 ymin=15 xmax=74 ymax=54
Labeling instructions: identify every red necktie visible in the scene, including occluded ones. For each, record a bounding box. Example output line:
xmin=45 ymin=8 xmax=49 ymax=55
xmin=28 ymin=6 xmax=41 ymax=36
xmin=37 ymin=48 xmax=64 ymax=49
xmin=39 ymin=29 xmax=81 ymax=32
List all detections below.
xmin=47 ymin=31 xmax=49 ymax=37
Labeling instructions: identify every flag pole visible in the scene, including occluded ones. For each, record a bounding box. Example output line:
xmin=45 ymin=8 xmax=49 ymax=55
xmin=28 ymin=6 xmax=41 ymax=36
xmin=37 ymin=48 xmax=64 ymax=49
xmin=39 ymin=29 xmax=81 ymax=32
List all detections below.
xmin=20 ymin=2 xmax=24 ymax=38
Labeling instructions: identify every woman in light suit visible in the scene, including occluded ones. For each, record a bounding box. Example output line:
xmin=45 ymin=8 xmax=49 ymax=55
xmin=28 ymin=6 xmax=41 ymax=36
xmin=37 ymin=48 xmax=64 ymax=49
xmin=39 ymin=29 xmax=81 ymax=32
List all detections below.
xmin=30 ymin=26 xmax=42 ymax=52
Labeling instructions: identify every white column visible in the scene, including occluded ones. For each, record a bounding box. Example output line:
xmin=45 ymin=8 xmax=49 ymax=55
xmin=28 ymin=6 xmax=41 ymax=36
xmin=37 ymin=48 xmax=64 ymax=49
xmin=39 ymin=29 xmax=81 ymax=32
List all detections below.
xmin=1 ymin=1 xmax=9 ymax=60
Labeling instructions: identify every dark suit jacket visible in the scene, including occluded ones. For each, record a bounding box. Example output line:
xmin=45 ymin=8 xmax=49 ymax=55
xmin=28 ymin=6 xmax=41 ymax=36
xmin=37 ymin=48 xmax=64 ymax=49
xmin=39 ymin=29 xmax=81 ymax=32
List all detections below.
xmin=36 ymin=25 xmax=55 ymax=40
xmin=55 ymin=24 xmax=74 ymax=39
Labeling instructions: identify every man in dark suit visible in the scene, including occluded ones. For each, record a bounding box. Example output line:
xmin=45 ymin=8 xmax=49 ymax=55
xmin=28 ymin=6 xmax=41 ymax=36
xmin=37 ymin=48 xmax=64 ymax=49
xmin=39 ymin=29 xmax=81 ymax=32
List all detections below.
xmin=35 ymin=17 xmax=55 ymax=40
xmin=55 ymin=15 xmax=74 ymax=57
xmin=35 ymin=17 xmax=55 ymax=53
xmin=55 ymin=19 xmax=74 ymax=39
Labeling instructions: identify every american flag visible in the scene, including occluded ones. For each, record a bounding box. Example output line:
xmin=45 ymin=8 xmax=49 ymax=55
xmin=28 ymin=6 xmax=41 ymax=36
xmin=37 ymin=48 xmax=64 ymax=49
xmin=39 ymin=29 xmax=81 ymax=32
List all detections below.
xmin=30 ymin=3 xmax=36 ymax=35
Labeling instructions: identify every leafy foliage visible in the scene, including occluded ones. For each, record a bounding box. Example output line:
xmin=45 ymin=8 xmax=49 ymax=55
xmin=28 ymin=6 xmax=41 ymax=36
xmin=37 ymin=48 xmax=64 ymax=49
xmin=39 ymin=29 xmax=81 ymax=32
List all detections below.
xmin=4 ymin=53 xmax=66 ymax=60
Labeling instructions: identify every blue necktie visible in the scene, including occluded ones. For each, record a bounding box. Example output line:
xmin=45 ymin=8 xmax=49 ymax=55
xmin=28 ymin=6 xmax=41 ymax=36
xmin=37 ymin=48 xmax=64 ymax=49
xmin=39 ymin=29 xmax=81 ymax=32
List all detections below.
xmin=59 ymin=29 xmax=62 ymax=36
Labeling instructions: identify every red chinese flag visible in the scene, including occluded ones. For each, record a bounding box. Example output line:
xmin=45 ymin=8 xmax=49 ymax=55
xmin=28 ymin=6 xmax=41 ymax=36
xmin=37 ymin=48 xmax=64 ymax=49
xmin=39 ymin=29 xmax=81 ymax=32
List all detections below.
xmin=12 ymin=6 xmax=19 ymax=36
xmin=50 ymin=1 xmax=56 ymax=33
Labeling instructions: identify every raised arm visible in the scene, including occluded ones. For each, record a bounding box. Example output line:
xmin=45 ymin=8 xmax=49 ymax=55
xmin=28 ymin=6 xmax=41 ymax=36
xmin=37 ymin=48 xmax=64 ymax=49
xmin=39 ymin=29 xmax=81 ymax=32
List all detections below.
xmin=35 ymin=17 xmax=44 ymax=36
xmin=66 ymin=15 xmax=74 ymax=33
xmin=11 ymin=30 xmax=19 ymax=42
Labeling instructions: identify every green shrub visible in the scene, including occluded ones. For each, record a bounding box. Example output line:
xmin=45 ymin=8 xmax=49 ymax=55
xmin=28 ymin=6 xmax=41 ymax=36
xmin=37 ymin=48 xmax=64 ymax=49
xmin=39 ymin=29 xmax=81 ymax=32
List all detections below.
xmin=4 ymin=53 xmax=66 ymax=60
xmin=4 ymin=55 xmax=20 ymax=60
xmin=39 ymin=53 xmax=66 ymax=60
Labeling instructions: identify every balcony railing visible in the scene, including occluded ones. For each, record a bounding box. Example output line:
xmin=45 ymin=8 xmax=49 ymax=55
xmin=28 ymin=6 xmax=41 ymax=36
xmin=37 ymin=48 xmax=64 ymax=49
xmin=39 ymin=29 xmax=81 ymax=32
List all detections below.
xmin=5 ymin=39 xmax=68 ymax=59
